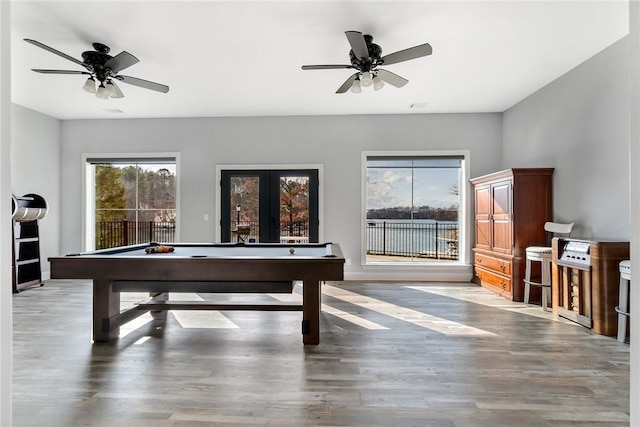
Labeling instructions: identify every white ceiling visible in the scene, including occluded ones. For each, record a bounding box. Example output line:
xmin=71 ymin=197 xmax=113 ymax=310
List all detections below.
xmin=10 ymin=1 xmax=629 ymax=120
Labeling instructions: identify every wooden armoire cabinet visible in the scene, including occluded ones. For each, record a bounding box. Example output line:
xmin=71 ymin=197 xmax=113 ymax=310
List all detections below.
xmin=470 ymin=168 xmax=554 ymax=301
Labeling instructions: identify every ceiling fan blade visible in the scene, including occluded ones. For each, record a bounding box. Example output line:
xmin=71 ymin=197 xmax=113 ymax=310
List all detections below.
xmin=380 ymin=43 xmax=432 ymax=66
xmin=336 ymin=73 xmax=359 ymax=94
xmin=104 ymin=51 xmax=139 ymax=74
xmin=24 ymin=38 xmax=88 ymax=69
xmin=345 ymin=31 xmax=369 ymax=60
xmin=32 ymin=69 xmax=91 ymax=75
xmin=376 ymin=69 xmax=409 ymax=88
xmin=116 ymin=75 xmax=169 ymax=93
xmin=302 ymin=65 xmax=353 ymax=70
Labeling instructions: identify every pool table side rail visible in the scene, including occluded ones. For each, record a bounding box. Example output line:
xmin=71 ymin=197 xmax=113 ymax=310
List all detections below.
xmin=49 ymin=244 xmax=345 ymax=283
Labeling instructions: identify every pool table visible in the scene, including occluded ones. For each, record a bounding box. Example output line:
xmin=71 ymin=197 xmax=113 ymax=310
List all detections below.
xmin=48 ymin=242 xmax=345 ymax=344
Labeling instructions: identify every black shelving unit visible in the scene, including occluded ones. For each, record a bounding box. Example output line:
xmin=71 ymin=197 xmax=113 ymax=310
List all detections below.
xmin=11 ymin=194 xmax=48 ymax=293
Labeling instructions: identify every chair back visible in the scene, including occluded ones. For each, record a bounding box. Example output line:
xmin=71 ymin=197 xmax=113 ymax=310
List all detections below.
xmin=543 ymin=222 xmax=574 ymax=245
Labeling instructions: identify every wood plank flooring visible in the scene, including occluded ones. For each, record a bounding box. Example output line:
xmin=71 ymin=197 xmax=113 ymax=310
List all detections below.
xmin=12 ymin=280 xmax=630 ymax=426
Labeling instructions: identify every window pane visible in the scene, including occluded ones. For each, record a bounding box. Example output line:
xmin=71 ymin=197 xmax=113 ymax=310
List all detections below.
xmin=280 ymin=176 xmax=309 ymax=242
xmin=413 ymin=168 xmax=459 ymax=211
xmin=230 ymin=176 xmax=259 ymax=242
xmin=366 ymin=155 xmax=461 ymax=263
xmin=366 ymin=167 xmax=412 ymax=213
xmin=93 ymin=159 xmax=177 ymax=249
xmin=136 ymin=164 xmax=177 ymax=210
xmin=120 ymin=165 xmax=139 ymax=210
xmin=94 ymin=164 xmax=126 ymax=219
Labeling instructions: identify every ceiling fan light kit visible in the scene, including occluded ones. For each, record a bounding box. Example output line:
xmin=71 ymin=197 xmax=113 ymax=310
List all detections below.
xmin=85 ymin=78 xmax=124 ymax=99
xmin=82 ymin=76 xmax=97 ymax=94
xmin=302 ymin=30 xmax=432 ymax=94
xmin=350 ymin=76 xmax=362 ymax=93
xmin=105 ymin=80 xmax=125 ymax=99
xmin=372 ymin=74 xmax=385 ymax=91
xmin=360 ymin=71 xmax=372 ymax=87
xmin=24 ymin=38 xmax=170 ymax=100
xmin=348 ymin=71 xmax=386 ymax=93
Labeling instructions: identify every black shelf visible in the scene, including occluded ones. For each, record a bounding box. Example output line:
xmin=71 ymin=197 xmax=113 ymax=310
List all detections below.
xmin=11 ymin=193 xmax=48 ymax=293
xmin=12 ymin=220 xmax=43 ymax=293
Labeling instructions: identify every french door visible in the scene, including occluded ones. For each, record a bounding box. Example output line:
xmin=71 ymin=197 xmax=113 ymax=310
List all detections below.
xmin=220 ymin=169 xmax=319 ymax=243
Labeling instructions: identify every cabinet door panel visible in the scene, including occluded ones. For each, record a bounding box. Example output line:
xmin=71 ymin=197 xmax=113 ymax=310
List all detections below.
xmin=475 ymin=220 xmax=491 ymax=250
xmin=475 ymin=185 xmax=491 ymax=216
xmin=491 ymin=181 xmax=512 ymax=254
xmin=474 ymin=185 xmax=491 ymax=250
xmin=491 ymin=181 xmax=511 ymax=216
xmin=492 ymin=219 xmax=512 ymax=254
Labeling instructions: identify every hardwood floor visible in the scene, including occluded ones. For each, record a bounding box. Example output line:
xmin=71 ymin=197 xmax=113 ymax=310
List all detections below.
xmin=12 ymin=280 xmax=629 ymax=426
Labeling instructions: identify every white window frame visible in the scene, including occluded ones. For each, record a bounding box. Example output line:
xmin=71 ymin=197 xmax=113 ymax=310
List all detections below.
xmin=82 ymin=152 xmax=181 ymax=251
xmin=361 ymin=150 xmax=471 ymax=267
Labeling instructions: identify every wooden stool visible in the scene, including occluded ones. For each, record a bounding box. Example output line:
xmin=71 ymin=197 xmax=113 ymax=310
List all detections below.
xmin=615 ymin=260 xmax=631 ymax=343
xmin=524 ymin=246 xmax=552 ymax=311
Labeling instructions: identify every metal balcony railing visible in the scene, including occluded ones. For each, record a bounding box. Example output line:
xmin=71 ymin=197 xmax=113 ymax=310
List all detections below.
xmin=96 ymin=219 xmax=459 ymax=260
xmin=96 ymin=220 xmax=175 ymax=249
xmin=366 ymin=220 xmax=459 ymax=260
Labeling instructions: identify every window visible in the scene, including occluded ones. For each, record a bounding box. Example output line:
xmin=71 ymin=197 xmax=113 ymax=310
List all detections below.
xmin=85 ymin=156 xmax=178 ymax=250
xmin=364 ymin=153 xmax=465 ymax=264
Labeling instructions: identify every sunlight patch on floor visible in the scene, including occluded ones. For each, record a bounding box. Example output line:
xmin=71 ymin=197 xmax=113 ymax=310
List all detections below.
xmin=172 ymin=310 xmax=240 ymax=329
xmin=119 ymin=312 xmax=153 ymax=338
xmin=119 ymin=292 xmax=240 ymax=331
xmin=323 ymin=285 xmax=495 ymax=336
xmin=269 ymin=291 xmax=390 ymax=330
xmin=407 ymin=285 xmax=574 ymax=323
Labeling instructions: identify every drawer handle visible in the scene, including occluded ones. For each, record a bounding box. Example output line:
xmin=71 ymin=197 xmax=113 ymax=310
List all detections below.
xmin=477 ymin=258 xmax=482 ymax=263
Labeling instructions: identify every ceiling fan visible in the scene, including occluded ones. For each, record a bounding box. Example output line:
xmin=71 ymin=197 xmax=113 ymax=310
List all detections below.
xmin=302 ymin=31 xmax=432 ymax=94
xmin=24 ymin=38 xmax=170 ymax=99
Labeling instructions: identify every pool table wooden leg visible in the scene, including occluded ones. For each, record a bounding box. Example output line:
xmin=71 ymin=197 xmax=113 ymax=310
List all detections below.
xmin=149 ymin=292 xmax=168 ymax=320
xmin=302 ymin=280 xmax=320 ymax=345
xmin=92 ymin=279 xmax=121 ymax=343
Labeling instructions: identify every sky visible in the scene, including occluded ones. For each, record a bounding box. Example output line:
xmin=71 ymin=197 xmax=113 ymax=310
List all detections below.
xmin=366 ymin=167 xmax=459 ymax=210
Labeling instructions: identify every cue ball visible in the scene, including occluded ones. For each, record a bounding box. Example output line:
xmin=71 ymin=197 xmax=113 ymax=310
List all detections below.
xmin=289 ymin=247 xmax=295 ymax=254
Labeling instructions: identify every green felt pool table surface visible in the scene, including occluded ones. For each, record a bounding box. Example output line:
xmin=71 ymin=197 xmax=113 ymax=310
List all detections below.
xmin=69 ymin=242 xmax=338 ymax=258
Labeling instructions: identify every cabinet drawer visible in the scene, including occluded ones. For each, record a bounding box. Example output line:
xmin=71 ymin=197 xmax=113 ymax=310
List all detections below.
xmin=474 ymin=253 xmax=512 ymax=276
xmin=475 ymin=266 xmax=511 ymax=293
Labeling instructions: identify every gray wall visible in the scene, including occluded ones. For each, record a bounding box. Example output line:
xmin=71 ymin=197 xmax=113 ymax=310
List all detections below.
xmin=11 ymin=104 xmax=61 ymax=278
xmin=503 ymin=37 xmax=630 ymax=240
xmin=59 ymin=113 xmax=503 ymax=279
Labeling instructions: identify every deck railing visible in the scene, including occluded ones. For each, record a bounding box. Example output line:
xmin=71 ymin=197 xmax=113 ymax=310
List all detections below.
xmin=231 ymin=221 xmax=309 ymax=242
xmin=96 ymin=220 xmax=175 ymax=249
xmin=96 ymin=220 xmax=459 ymax=260
xmin=366 ymin=220 xmax=459 ymax=260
